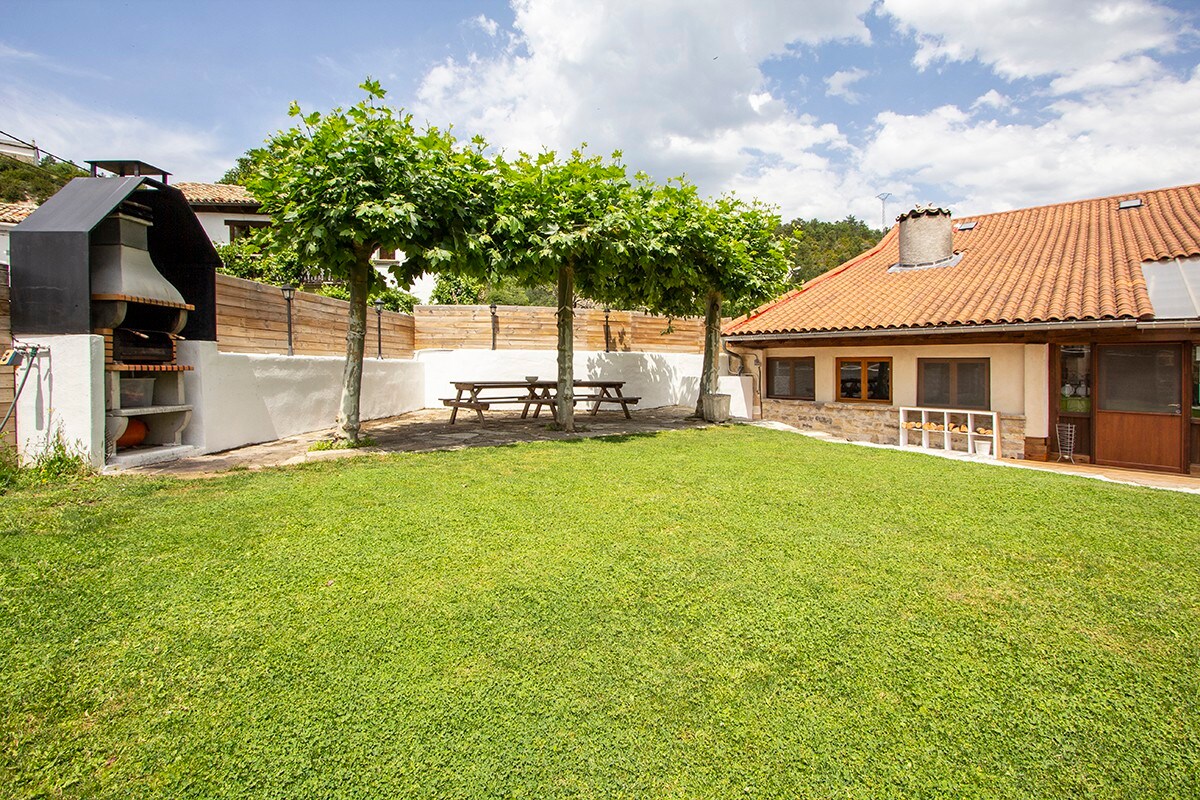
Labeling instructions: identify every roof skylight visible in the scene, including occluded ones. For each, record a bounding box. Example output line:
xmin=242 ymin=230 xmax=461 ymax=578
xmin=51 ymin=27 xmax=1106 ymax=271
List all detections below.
xmin=954 ymin=221 xmax=977 ymax=231
xmin=1118 ymin=198 xmax=1143 ymax=210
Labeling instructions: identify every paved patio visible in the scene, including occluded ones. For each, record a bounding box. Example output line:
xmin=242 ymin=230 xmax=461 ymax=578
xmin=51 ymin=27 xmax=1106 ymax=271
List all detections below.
xmin=123 ymin=406 xmax=710 ymax=477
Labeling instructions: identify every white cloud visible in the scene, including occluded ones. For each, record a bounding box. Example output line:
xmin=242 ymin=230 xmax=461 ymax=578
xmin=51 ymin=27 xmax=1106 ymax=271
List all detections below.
xmin=825 ymin=68 xmax=868 ymax=104
xmin=861 ymin=65 xmax=1200 ymax=214
xmin=472 ymin=15 xmax=500 ymax=37
xmin=1 ymin=85 xmax=231 ymax=182
xmin=882 ymin=0 xmax=1181 ymax=93
xmin=970 ymin=89 xmax=1009 ymax=111
xmin=415 ymin=0 xmax=874 ymax=216
xmin=0 ymin=43 xmax=39 ymax=61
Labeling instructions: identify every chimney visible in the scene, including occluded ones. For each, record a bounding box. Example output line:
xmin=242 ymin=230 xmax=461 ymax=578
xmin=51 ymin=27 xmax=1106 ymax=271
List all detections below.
xmin=896 ymin=204 xmax=954 ymax=268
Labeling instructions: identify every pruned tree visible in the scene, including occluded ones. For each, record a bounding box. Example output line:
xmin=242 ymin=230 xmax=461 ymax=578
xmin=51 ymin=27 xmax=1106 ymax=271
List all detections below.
xmin=247 ymin=79 xmax=493 ymax=442
xmin=691 ymin=195 xmax=792 ymax=416
xmin=587 ymin=179 xmax=790 ymax=417
xmin=478 ymin=148 xmax=639 ymax=432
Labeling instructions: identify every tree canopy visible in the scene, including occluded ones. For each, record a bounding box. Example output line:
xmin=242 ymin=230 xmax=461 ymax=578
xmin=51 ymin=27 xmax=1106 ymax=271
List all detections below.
xmin=429 ymin=273 xmax=556 ymax=307
xmin=780 ymin=215 xmax=884 ymax=285
xmin=0 ymin=156 xmax=87 ymax=203
xmin=587 ymin=180 xmax=790 ymax=415
xmin=470 ymin=147 xmax=642 ymax=431
xmin=246 ymin=79 xmax=494 ymax=442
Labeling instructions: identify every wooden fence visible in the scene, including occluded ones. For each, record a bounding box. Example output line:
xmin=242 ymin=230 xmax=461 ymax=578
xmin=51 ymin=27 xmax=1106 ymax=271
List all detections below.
xmin=216 ymin=275 xmax=415 ymax=358
xmin=412 ymin=304 xmax=706 ymax=353
xmin=213 ymin=276 xmax=708 ymax=356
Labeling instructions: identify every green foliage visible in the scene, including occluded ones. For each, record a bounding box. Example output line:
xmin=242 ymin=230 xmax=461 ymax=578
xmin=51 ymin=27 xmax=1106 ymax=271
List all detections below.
xmin=430 ymin=273 xmax=485 ymax=304
xmin=0 ymin=430 xmax=93 ymax=492
xmin=246 ymin=79 xmax=494 ymax=286
xmin=217 ymin=154 xmax=255 ymax=186
xmin=0 ymin=427 xmax=1198 ymax=796
xmin=0 ymin=155 xmax=87 ymax=203
xmin=780 ymin=215 xmax=885 ymax=285
xmin=213 ymin=233 xmax=306 ymax=286
xmin=430 ymin=273 xmax=556 ymax=306
xmin=246 ymin=79 xmax=495 ymax=441
xmin=314 ymin=284 xmax=416 ymax=313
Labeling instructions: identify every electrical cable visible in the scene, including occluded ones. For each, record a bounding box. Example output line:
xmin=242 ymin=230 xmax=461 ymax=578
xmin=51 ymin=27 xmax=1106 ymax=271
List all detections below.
xmin=0 ymin=128 xmax=85 ymax=173
xmin=0 ymin=347 xmax=39 ymax=435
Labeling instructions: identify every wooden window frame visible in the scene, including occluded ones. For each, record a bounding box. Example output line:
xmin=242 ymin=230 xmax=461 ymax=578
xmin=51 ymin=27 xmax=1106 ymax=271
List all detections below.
xmin=917 ymin=357 xmax=991 ymax=410
xmin=766 ymin=356 xmax=816 ymax=400
xmin=836 ymin=357 xmax=893 ymax=403
xmin=226 ymin=219 xmax=270 ymax=241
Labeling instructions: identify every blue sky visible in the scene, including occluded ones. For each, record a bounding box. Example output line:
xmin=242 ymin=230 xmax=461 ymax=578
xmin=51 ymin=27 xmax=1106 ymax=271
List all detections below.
xmin=4 ymin=0 xmax=1199 ymax=224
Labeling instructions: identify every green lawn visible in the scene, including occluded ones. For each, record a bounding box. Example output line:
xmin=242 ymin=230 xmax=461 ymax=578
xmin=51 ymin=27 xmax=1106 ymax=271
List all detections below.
xmin=1 ymin=426 xmax=1198 ymax=798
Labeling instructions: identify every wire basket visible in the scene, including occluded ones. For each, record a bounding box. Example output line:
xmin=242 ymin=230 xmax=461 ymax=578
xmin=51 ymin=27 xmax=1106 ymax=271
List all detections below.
xmin=1055 ymin=422 xmax=1076 ymax=463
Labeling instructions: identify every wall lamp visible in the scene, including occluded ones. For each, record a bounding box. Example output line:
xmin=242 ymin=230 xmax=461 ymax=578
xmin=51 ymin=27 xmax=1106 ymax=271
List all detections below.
xmin=489 ymin=302 xmax=498 ymax=350
xmin=280 ymin=284 xmax=295 ymax=356
xmin=375 ymin=298 xmax=385 ymax=359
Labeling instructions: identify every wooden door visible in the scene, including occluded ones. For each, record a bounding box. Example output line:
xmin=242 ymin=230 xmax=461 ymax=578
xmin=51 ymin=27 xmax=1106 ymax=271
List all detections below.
xmin=1094 ymin=344 xmax=1185 ymax=472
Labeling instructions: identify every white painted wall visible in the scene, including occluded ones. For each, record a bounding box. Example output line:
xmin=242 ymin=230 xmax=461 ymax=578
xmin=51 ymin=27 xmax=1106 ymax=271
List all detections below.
xmin=717 ymin=375 xmax=754 ymax=420
xmin=763 ymin=342 xmax=1030 ymax=415
xmin=1023 ymin=344 xmax=1050 ymax=437
xmin=194 ymin=210 xmax=270 ymax=245
xmin=179 ymin=342 xmax=425 ymax=454
xmin=0 ymin=225 xmax=11 ymax=267
xmin=415 ymin=348 xmax=708 ymax=411
xmin=14 ymin=334 xmax=106 ymax=468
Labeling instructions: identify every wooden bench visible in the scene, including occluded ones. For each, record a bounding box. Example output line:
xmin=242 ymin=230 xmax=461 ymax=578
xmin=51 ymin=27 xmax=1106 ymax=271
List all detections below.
xmin=441 ymin=394 xmax=556 ymax=423
xmin=572 ymin=393 xmax=640 ymax=419
xmin=444 ymin=379 xmax=637 ymax=423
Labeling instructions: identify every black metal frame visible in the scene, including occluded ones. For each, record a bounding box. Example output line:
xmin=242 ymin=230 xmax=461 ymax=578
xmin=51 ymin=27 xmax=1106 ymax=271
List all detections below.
xmin=10 ymin=176 xmax=218 ymax=340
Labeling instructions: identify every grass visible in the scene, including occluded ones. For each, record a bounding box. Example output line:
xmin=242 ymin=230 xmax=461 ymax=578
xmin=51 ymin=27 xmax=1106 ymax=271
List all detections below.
xmin=1 ymin=426 xmax=1197 ymax=798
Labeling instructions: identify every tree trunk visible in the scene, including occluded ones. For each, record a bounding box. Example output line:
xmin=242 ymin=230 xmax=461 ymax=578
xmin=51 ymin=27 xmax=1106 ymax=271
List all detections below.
xmin=336 ymin=254 xmax=371 ymax=443
xmin=555 ymin=261 xmax=575 ymax=431
xmin=695 ymin=289 xmax=722 ymax=417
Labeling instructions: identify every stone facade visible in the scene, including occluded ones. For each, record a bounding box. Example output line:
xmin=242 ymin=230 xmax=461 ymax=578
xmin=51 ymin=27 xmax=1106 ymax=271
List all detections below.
xmin=762 ymin=399 xmax=1028 ymax=459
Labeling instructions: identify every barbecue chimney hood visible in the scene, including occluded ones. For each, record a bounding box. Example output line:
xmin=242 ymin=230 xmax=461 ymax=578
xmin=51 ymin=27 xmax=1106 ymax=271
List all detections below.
xmin=90 ymin=213 xmax=187 ymax=305
xmin=9 ymin=173 xmax=219 ymax=340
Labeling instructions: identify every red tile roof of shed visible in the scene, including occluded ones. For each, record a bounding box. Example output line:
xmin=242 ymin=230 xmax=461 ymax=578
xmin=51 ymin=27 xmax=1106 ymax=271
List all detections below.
xmin=175 ymin=182 xmax=259 ymax=207
xmin=0 ymin=201 xmax=38 ymax=225
xmin=725 ymin=182 xmax=1200 ymax=336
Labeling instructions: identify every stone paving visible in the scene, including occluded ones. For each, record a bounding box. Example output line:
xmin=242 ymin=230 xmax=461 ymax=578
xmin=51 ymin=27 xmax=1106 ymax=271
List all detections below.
xmin=123 ymin=406 xmax=710 ymax=478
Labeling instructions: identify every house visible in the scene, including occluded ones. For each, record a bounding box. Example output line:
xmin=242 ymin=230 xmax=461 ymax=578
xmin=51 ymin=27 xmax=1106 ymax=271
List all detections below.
xmin=0 ymin=201 xmax=39 ymax=268
xmin=174 ymin=181 xmax=270 ymax=245
xmin=175 ymin=181 xmax=406 ymax=289
xmin=723 ymin=183 xmax=1200 ymax=474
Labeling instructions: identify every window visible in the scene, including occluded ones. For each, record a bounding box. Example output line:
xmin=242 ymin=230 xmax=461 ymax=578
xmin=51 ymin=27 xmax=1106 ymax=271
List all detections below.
xmin=837 ymin=357 xmax=891 ymax=403
xmin=376 ymin=248 xmax=398 ymax=261
xmin=227 ymin=219 xmax=269 ymax=241
xmin=1057 ymin=345 xmax=1092 ymax=413
xmin=918 ymin=358 xmax=990 ymax=409
xmin=1098 ymin=345 xmax=1180 ymax=414
xmin=1193 ymin=345 xmax=1199 ymax=419
xmin=766 ymin=357 xmax=815 ymax=400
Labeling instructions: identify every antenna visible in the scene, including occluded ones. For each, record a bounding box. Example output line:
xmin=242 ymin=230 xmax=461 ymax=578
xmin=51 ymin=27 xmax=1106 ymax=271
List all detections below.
xmin=876 ymin=192 xmax=892 ymax=229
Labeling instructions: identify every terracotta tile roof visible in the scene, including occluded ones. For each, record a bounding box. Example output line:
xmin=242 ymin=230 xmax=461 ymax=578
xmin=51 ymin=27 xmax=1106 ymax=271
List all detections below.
xmin=726 ymin=182 xmax=1200 ymax=336
xmin=175 ymin=181 xmax=259 ymax=207
xmin=0 ymin=201 xmax=38 ymax=225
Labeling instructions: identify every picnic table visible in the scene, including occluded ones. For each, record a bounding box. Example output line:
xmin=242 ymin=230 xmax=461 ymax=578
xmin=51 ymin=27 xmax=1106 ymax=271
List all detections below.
xmin=442 ymin=379 xmax=640 ymax=424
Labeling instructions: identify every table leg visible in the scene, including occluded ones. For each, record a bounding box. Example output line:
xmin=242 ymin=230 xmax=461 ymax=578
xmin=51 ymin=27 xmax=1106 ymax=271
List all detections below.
xmin=615 ymin=386 xmax=631 ymax=419
xmin=450 ymin=387 xmax=464 ymax=424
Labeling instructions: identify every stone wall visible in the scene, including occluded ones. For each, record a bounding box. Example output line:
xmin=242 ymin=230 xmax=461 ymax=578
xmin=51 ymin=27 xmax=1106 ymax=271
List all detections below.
xmin=762 ymin=399 xmax=1028 ymax=459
